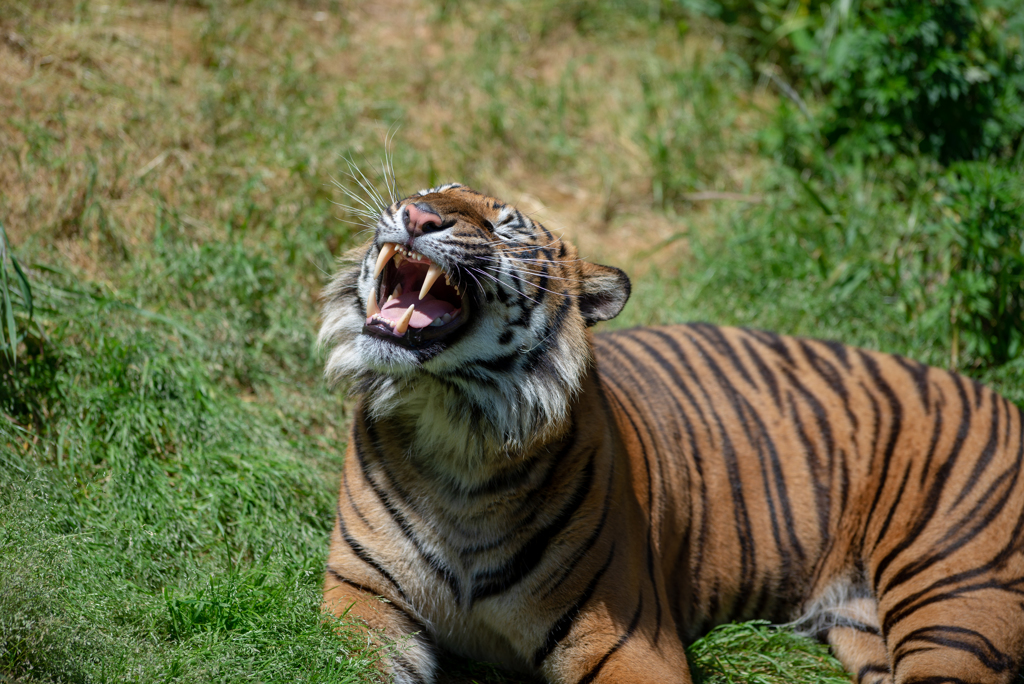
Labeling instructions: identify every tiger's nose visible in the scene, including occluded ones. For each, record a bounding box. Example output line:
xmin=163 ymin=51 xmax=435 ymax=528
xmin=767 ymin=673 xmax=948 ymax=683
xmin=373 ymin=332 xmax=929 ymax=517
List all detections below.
xmin=404 ymin=203 xmax=444 ymax=238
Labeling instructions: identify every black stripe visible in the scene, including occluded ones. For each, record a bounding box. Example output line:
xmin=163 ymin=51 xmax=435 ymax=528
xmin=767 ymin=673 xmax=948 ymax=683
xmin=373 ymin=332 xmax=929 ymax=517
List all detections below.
xmin=856 ymin=351 xmax=906 ymax=587
xmin=735 ymin=386 xmax=800 ymax=573
xmin=893 ymin=625 xmax=1013 ymax=673
xmin=816 ymin=613 xmax=881 ymax=640
xmin=525 ymin=295 xmax=574 ymax=373
xmin=849 ymin=380 xmax=881 ymax=555
xmin=884 ymin=576 xmax=1024 ymax=634
xmin=952 ymin=397 xmax=1001 ymax=507
xmin=460 ymin=431 xmax=568 ymax=499
xmin=689 ymin=322 xmax=757 ymax=390
xmin=821 ymin=338 xmax=851 ymax=369
xmin=874 ymin=376 xmax=971 ymax=593
xmin=893 ymin=355 xmax=931 ymax=411
xmin=780 ymin=363 xmax=838 ymax=465
xmin=788 ymin=390 xmax=832 ymax=541
xmin=533 ymin=543 xmax=616 ymax=667
xmin=871 ymin=461 xmax=913 ymax=554
xmin=799 ymin=339 xmax=859 ymax=432
xmin=476 ymin=352 xmax=521 ymax=373
xmin=335 ymin=507 xmax=408 ymax=602
xmin=857 ymin=664 xmax=890 ymax=684
xmin=343 ymin=474 xmax=374 ymax=530
xmin=325 ymin=569 xmax=428 ymax=633
xmin=740 ymin=336 xmax=782 ymax=408
xmin=605 ymin=332 xmax=713 ymax=436
xmin=326 ymin=570 xmax=383 ymax=599
xmin=471 ymin=450 xmax=597 ymax=603
xmin=541 ymin=456 xmax=616 ymax=599
xmin=917 ymin=385 xmax=946 ymax=486
xmin=577 ymin=593 xmax=645 ymax=684
xmin=886 ymin=454 xmax=1020 ymax=595
xmin=746 ymin=327 xmax=796 ymax=366
xmin=461 ymin=435 xmax=582 ymax=554
xmin=354 ymin=422 xmax=463 ymax=602
xmin=971 ymin=377 xmax=985 ymax=408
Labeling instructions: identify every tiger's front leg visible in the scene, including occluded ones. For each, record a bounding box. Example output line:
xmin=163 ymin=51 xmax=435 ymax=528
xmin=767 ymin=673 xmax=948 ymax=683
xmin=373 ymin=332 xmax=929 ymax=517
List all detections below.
xmin=536 ymin=584 xmax=693 ymax=684
xmin=323 ymin=569 xmax=438 ymax=684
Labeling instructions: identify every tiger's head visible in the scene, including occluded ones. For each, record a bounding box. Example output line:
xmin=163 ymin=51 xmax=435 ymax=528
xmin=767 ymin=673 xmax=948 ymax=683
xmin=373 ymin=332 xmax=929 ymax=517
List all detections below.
xmin=319 ymin=184 xmax=630 ymax=466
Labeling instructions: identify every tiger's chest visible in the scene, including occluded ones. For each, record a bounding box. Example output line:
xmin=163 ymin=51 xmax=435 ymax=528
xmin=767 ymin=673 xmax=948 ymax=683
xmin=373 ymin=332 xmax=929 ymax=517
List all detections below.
xmin=344 ymin=397 xmax=642 ymax=667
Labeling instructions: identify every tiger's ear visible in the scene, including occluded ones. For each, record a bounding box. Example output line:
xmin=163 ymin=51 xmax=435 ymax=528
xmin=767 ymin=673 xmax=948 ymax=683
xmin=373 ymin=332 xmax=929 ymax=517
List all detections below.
xmin=578 ymin=261 xmax=631 ymax=326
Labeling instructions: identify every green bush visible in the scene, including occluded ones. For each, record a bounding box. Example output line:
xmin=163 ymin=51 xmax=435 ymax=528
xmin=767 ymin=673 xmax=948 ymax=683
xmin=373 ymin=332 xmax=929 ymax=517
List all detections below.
xmin=686 ymin=0 xmax=1024 ymax=163
xmin=806 ymin=0 xmax=1024 ymax=162
xmin=885 ymin=162 xmax=1024 ymax=368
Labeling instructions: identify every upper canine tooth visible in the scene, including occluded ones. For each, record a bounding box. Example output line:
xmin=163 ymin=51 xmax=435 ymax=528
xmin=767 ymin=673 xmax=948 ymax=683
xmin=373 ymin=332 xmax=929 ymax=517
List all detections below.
xmin=374 ymin=243 xmax=398 ymax=279
xmin=394 ymin=304 xmax=415 ymax=335
xmin=420 ymin=264 xmax=443 ymax=300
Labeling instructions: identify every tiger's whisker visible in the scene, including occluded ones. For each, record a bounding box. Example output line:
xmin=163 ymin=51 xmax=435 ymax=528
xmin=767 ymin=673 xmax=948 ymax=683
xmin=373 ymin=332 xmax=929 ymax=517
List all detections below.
xmin=344 ymin=160 xmax=388 ymax=214
xmin=330 ymin=176 xmax=382 ymax=217
xmin=499 ymin=272 xmax=581 ymax=298
xmin=467 ymin=266 xmax=541 ymax=305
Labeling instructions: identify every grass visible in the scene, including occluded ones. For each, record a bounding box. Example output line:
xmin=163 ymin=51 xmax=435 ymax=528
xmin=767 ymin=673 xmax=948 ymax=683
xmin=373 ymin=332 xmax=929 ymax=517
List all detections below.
xmin=0 ymin=0 xmax=1021 ymax=683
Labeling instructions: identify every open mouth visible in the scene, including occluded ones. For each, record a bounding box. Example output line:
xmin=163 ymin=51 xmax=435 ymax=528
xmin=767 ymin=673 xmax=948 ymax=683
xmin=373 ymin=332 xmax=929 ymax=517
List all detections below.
xmin=362 ymin=242 xmax=469 ymax=348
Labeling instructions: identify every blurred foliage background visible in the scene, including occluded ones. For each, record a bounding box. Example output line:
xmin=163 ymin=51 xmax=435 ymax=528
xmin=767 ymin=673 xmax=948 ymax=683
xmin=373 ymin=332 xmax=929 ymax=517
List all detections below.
xmin=0 ymin=0 xmax=1022 ymax=682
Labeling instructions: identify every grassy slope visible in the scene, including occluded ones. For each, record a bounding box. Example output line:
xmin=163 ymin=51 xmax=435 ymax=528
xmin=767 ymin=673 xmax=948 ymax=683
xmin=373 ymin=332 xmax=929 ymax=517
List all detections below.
xmin=0 ymin=1 xmax=1020 ymax=683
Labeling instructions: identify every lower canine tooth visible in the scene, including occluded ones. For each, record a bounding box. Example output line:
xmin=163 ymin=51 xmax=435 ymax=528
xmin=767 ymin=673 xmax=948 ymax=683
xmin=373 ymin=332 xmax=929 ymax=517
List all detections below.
xmin=367 ymin=295 xmax=380 ymax=318
xmin=394 ymin=304 xmax=415 ymax=335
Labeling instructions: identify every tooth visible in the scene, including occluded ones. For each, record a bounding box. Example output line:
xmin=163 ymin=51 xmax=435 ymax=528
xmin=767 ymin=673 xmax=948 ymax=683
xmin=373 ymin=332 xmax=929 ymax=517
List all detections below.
xmin=393 ymin=283 xmax=403 ymax=297
xmin=367 ymin=295 xmax=380 ymax=318
xmin=419 ymin=264 xmax=443 ymax=300
xmin=430 ymin=318 xmax=444 ymax=327
xmin=441 ymin=313 xmax=451 ymax=324
xmin=394 ymin=304 xmax=415 ymax=335
xmin=374 ymin=243 xmax=397 ymax=279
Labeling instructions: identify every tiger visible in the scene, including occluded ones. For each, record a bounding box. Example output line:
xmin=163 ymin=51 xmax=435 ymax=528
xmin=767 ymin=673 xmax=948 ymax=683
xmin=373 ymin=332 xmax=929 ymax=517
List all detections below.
xmin=318 ymin=182 xmax=1024 ymax=684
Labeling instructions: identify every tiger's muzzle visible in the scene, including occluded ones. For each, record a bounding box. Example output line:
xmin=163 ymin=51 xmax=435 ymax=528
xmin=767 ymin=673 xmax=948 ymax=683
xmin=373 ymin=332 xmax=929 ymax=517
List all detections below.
xmin=362 ymin=241 xmax=472 ymax=349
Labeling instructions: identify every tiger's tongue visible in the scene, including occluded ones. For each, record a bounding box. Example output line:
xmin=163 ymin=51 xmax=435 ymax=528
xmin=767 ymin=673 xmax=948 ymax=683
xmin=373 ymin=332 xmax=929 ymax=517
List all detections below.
xmin=381 ymin=291 xmax=454 ymax=328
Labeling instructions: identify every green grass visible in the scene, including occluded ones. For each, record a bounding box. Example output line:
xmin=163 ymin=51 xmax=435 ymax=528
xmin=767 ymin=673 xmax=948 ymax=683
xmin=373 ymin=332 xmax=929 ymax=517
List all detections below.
xmin=0 ymin=0 xmax=1022 ymax=682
